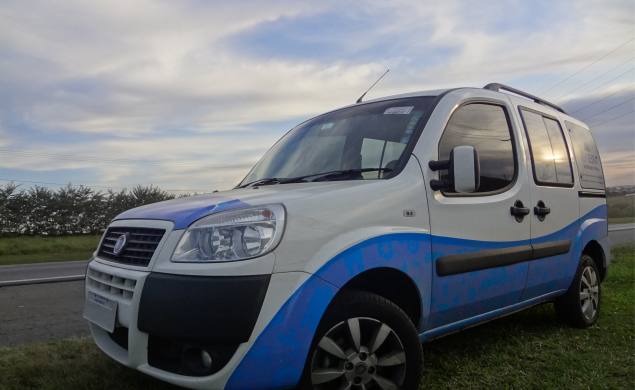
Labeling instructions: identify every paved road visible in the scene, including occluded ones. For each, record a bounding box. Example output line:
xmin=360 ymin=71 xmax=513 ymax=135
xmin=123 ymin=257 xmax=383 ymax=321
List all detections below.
xmin=609 ymin=223 xmax=635 ymax=231
xmin=608 ymin=228 xmax=635 ymax=246
xmin=0 ymin=225 xmax=632 ymax=347
xmin=0 ymin=280 xmax=89 ymax=347
xmin=0 ymin=225 xmax=632 ymax=285
xmin=0 ymin=260 xmax=88 ymax=286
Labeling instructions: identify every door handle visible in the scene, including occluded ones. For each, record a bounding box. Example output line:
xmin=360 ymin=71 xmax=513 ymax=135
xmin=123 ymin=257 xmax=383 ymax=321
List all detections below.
xmin=510 ymin=200 xmax=530 ymax=222
xmin=534 ymin=200 xmax=551 ymax=221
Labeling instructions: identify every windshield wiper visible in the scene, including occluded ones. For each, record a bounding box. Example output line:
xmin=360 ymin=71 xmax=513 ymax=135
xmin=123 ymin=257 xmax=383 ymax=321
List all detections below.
xmin=238 ymin=178 xmax=283 ymax=188
xmin=280 ymin=168 xmax=392 ymax=184
xmin=240 ymin=168 xmax=393 ymax=188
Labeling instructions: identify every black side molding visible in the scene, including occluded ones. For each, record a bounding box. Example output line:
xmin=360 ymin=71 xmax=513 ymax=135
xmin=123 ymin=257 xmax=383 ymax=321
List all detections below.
xmin=436 ymin=245 xmax=533 ymax=277
xmin=436 ymin=240 xmax=572 ymax=277
xmin=578 ymin=191 xmax=606 ymax=198
xmin=532 ymin=240 xmax=572 ymax=260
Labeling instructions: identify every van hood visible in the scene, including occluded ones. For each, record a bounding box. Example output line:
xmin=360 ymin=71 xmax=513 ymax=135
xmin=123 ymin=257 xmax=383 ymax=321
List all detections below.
xmin=112 ymin=181 xmax=374 ymax=229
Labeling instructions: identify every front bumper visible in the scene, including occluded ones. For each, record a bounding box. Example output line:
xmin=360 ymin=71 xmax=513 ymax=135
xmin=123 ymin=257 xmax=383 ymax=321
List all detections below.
xmin=85 ymin=258 xmax=313 ymax=390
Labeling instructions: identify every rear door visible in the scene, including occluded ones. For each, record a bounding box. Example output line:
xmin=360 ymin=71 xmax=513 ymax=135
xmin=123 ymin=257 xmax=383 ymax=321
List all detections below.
xmin=515 ymin=105 xmax=580 ymax=300
xmin=423 ymin=97 xmax=532 ymax=331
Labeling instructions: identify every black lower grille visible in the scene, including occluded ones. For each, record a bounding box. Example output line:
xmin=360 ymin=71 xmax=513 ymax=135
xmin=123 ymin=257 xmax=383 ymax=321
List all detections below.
xmin=108 ymin=327 xmax=129 ymax=350
xmin=148 ymin=336 xmax=184 ymax=374
xmin=98 ymin=227 xmax=165 ymax=267
xmin=147 ymin=335 xmax=239 ymax=377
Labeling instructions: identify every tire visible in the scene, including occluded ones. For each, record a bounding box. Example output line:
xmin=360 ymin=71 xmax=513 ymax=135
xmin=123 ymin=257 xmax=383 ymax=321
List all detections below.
xmin=554 ymin=254 xmax=601 ymax=328
xmin=295 ymin=291 xmax=423 ymax=390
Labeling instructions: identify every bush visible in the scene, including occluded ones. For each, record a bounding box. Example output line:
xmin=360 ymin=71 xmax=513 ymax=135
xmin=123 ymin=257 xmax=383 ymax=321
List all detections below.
xmin=0 ymin=183 xmax=190 ymax=236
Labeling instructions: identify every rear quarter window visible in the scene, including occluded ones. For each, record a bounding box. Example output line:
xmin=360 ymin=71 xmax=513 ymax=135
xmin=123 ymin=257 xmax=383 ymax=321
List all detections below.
xmin=566 ymin=121 xmax=606 ymax=189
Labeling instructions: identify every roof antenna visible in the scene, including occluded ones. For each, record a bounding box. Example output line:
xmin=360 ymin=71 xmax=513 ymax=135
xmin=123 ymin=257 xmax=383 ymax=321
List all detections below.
xmin=356 ymin=69 xmax=389 ymax=104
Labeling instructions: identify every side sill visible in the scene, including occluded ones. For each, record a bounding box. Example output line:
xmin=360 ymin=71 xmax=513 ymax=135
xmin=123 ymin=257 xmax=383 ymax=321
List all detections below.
xmin=419 ymin=290 xmax=565 ymax=342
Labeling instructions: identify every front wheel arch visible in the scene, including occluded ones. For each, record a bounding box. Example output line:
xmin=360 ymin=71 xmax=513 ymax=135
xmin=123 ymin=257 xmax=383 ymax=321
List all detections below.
xmin=338 ymin=267 xmax=423 ymax=329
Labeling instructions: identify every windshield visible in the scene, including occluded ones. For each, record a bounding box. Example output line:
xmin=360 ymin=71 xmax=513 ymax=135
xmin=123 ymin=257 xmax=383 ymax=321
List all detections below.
xmin=240 ymin=97 xmax=435 ymax=186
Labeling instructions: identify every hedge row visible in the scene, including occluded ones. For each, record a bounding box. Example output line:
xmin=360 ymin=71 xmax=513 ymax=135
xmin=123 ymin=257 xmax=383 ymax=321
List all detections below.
xmin=0 ymin=183 xmax=190 ymax=236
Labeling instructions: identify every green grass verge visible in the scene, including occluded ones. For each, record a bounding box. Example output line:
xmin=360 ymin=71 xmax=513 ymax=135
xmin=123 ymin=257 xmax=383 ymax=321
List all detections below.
xmin=0 ymin=248 xmax=633 ymax=390
xmin=0 ymin=251 xmax=94 ymax=266
xmin=0 ymin=235 xmax=100 ymax=266
xmin=608 ymin=195 xmax=635 ymax=219
xmin=609 ymin=216 xmax=635 ymax=225
xmin=0 ymin=235 xmax=101 ymax=256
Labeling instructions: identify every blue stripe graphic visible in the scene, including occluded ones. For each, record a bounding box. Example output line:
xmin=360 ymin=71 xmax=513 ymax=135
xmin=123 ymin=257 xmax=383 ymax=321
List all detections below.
xmin=224 ymin=204 xmax=607 ymax=389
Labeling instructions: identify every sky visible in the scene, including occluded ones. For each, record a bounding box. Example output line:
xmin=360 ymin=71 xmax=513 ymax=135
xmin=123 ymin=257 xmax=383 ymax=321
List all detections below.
xmin=0 ymin=0 xmax=633 ymax=193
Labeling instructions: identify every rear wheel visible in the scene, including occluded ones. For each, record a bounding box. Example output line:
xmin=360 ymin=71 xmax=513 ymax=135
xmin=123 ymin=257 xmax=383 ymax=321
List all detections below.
xmin=296 ymin=291 xmax=422 ymax=390
xmin=554 ymin=254 xmax=601 ymax=328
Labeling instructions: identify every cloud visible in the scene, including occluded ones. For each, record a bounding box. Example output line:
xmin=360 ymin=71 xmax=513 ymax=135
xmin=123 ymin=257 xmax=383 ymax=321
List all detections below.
xmin=0 ymin=0 xmax=632 ymax=191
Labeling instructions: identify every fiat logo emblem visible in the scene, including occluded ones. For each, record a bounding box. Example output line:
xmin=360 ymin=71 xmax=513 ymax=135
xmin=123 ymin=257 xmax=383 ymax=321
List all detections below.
xmin=113 ymin=233 xmax=128 ymax=256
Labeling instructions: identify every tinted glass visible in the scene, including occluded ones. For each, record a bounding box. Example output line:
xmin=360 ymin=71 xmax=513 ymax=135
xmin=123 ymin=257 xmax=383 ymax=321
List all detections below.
xmin=521 ymin=109 xmax=573 ymax=185
xmin=543 ymin=118 xmax=573 ymax=183
xmin=240 ymin=97 xmax=434 ymax=185
xmin=439 ymin=104 xmax=515 ymax=193
xmin=521 ymin=110 xmax=557 ymax=183
xmin=566 ymin=121 xmax=605 ymax=189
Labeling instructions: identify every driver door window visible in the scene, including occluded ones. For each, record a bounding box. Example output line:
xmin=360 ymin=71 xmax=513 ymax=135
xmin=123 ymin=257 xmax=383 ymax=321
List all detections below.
xmin=438 ymin=103 xmax=516 ymax=194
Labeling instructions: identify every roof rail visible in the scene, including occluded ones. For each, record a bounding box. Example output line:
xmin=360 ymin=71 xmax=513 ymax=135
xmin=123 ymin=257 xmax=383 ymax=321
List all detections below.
xmin=483 ymin=83 xmax=568 ymax=115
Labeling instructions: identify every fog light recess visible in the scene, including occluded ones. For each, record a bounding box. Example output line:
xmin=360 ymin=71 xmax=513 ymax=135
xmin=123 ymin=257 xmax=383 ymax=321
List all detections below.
xmin=184 ymin=347 xmax=213 ymax=374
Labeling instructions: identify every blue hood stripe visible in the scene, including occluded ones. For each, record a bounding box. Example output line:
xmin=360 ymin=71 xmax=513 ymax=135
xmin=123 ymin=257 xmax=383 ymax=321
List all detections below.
xmin=113 ymin=196 xmax=250 ymax=229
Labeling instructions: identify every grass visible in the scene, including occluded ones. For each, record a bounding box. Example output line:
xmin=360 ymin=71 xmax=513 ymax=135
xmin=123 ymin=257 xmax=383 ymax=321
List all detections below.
xmin=609 ymin=216 xmax=635 ymax=225
xmin=0 ymin=235 xmax=101 ymax=256
xmin=419 ymin=243 xmax=635 ymax=389
xmin=0 ymin=246 xmax=633 ymax=389
xmin=608 ymin=195 xmax=635 ymax=220
xmin=0 ymin=251 xmax=95 ymax=266
xmin=0 ymin=235 xmax=100 ymax=266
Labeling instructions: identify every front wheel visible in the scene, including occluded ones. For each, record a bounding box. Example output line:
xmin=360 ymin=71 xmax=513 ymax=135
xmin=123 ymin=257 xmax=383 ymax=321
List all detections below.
xmin=297 ymin=291 xmax=423 ymax=390
xmin=554 ymin=254 xmax=601 ymax=328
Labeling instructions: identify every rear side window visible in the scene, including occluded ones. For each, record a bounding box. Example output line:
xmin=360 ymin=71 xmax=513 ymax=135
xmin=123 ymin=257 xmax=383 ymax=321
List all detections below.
xmin=566 ymin=121 xmax=605 ymax=189
xmin=519 ymin=109 xmax=573 ymax=186
xmin=439 ymin=103 xmax=516 ymax=194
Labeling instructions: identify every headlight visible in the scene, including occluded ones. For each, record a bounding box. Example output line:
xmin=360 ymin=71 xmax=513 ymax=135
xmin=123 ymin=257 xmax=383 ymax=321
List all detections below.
xmin=171 ymin=204 xmax=285 ymax=262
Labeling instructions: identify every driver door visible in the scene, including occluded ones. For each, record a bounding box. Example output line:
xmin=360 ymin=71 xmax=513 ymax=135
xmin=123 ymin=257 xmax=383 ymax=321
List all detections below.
xmin=424 ymin=101 xmax=531 ymax=331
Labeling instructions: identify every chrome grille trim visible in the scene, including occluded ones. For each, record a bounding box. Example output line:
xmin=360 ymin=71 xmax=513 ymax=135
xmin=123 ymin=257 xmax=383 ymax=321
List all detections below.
xmin=98 ymin=227 xmax=166 ymax=267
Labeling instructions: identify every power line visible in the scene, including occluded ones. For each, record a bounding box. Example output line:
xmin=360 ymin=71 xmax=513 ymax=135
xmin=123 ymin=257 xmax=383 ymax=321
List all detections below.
xmin=570 ymin=84 xmax=635 ymax=114
xmin=553 ymin=56 xmax=634 ymax=102
xmin=562 ymin=68 xmax=635 ymax=106
xmin=0 ymin=178 xmax=209 ymax=192
xmin=0 ymin=149 xmax=251 ymax=170
xmin=589 ymin=110 xmax=634 ymax=128
xmin=581 ymin=97 xmax=635 ymax=121
xmin=528 ymin=15 xmax=635 ymax=89
xmin=538 ymin=36 xmax=635 ymax=96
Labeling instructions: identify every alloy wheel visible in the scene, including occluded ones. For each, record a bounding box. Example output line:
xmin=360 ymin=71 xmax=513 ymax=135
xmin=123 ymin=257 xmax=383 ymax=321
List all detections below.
xmin=310 ymin=317 xmax=406 ymax=390
xmin=579 ymin=266 xmax=599 ymax=320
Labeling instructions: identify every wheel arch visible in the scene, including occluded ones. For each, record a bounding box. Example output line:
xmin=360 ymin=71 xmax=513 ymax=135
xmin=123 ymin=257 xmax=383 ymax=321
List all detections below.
xmin=337 ymin=267 xmax=423 ymax=328
xmin=582 ymin=240 xmax=607 ymax=282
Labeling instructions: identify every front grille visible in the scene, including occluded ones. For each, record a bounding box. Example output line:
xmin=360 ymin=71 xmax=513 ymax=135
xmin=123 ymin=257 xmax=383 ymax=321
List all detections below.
xmin=98 ymin=227 xmax=165 ymax=267
xmin=86 ymin=267 xmax=137 ymax=300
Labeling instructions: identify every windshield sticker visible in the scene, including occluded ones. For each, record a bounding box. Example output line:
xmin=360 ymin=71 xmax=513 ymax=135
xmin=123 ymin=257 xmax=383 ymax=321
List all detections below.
xmin=400 ymin=112 xmax=423 ymax=143
xmin=384 ymin=106 xmax=414 ymax=115
xmin=321 ymin=123 xmax=334 ymax=129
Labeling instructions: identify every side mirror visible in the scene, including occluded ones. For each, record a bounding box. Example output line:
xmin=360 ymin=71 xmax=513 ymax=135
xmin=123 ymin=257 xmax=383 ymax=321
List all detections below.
xmin=429 ymin=146 xmax=480 ymax=193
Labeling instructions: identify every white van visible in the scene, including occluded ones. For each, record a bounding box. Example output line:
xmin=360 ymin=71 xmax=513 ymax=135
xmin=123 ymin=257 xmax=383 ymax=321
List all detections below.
xmin=84 ymin=84 xmax=609 ymax=390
